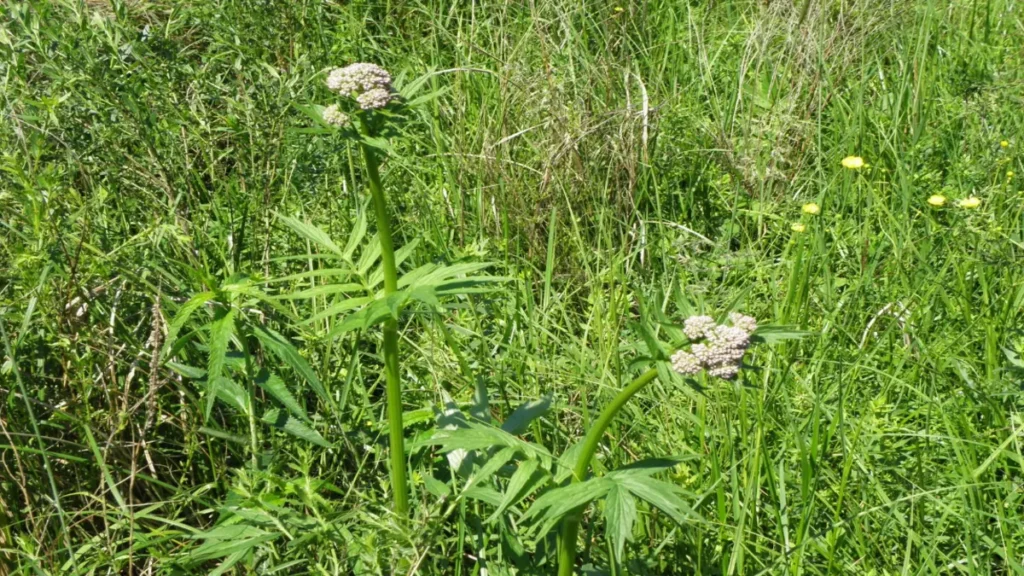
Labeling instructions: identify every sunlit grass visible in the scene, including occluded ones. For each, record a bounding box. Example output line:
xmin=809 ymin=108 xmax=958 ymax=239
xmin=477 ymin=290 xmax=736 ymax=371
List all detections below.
xmin=1 ymin=0 xmax=1023 ymax=574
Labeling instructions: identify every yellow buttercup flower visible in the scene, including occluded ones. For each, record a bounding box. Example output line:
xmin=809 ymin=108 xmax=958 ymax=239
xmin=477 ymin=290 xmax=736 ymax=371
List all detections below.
xmin=791 ymin=222 xmax=806 ymax=233
xmin=1001 ymin=140 xmax=1010 ymax=148
xmin=801 ymin=202 xmax=820 ymax=215
xmin=957 ymin=196 xmax=981 ymax=209
xmin=841 ymin=156 xmax=865 ymax=169
xmin=927 ymin=194 xmax=946 ymax=207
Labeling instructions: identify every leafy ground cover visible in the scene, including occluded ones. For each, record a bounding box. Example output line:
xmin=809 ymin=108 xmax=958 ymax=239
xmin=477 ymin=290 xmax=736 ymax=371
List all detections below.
xmin=1 ymin=0 xmax=1023 ymax=573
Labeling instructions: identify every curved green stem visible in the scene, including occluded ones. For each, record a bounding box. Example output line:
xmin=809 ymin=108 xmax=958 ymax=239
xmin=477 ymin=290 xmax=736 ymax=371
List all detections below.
xmin=358 ymin=120 xmax=409 ymax=518
xmin=557 ymin=367 xmax=660 ymax=576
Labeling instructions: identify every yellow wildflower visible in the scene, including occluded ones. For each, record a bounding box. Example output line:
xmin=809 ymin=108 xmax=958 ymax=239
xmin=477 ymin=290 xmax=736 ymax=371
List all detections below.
xmin=957 ymin=196 xmax=981 ymax=209
xmin=801 ymin=202 xmax=821 ymax=215
xmin=1001 ymin=140 xmax=1010 ymax=148
xmin=927 ymin=195 xmax=946 ymax=207
xmin=841 ymin=156 xmax=865 ymax=169
xmin=791 ymin=223 xmax=806 ymax=233
xmin=1007 ymin=170 xmax=1015 ymax=180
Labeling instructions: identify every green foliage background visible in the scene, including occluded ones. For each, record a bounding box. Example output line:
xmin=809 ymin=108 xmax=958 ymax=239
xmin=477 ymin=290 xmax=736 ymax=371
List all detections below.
xmin=1 ymin=0 xmax=1023 ymax=573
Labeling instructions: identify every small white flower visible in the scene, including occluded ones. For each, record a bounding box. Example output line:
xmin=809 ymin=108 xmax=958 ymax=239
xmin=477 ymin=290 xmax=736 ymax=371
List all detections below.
xmin=321 ymin=104 xmax=350 ymax=127
xmin=728 ymin=312 xmax=758 ymax=334
xmin=708 ymin=364 xmax=740 ymax=379
xmin=356 ymin=87 xmax=394 ymax=110
xmin=706 ymin=325 xmax=750 ymax=354
xmin=683 ymin=315 xmax=717 ymax=340
xmin=326 ymin=62 xmax=392 ymax=98
xmin=671 ymin=350 xmax=702 ymax=375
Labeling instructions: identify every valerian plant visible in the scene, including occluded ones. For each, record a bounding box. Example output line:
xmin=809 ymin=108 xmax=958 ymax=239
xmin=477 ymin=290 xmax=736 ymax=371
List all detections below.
xmin=284 ymin=63 xmax=500 ymax=518
xmin=413 ymin=299 xmax=807 ymax=574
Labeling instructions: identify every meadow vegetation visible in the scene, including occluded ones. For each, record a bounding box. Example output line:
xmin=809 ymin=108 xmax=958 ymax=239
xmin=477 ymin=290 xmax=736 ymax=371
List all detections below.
xmin=2 ymin=0 xmax=1024 ymax=574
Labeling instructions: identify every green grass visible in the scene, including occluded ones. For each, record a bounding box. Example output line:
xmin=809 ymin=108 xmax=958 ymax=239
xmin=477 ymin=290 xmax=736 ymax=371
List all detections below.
xmin=2 ymin=0 xmax=1024 ymax=574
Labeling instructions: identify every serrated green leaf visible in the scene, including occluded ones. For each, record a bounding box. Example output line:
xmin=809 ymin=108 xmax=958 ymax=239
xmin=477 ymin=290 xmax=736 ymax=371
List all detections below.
xmin=256 ymin=370 xmax=308 ymax=422
xmin=555 ymin=441 xmax=585 ymax=483
xmin=187 ymin=525 xmax=278 ymax=563
xmin=414 ymin=421 xmax=552 ymax=464
xmin=488 ymin=458 xmax=545 ymax=522
xmin=355 ymin=237 xmax=383 ymax=276
xmin=461 ymin=447 xmax=517 ymax=496
xmin=463 ymin=485 xmax=503 ymax=506
xmin=260 ymin=268 xmax=357 ymax=285
xmin=524 ymin=477 xmax=612 ymax=536
xmin=470 ymin=377 xmax=490 ymax=423
xmin=261 ymin=409 xmax=332 ymax=448
xmin=408 ymin=285 xmax=441 ymax=308
xmin=211 ymin=376 xmax=249 ymax=415
xmin=162 ymin=291 xmax=215 ymax=358
xmin=325 ymin=293 xmax=408 ymax=338
xmin=342 ymin=208 xmax=368 ymax=260
xmin=605 ymin=483 xmax=637 ymax=562
xmin=501 ymin=394 xmax=551 ymax=435
xmin=617 ymin=475 xmax=695 ymax=526
xmin=252 ymin=326 xmax=332 ymax=409
xmin=299 ymin=296 xmax=374 ymax=326
xmin=206 ymin=307 xmax=237 ymax=421
xmin=166 ymin=361 xmax=206 ymax=379
xmin=434 ymin=277 xmax=508 ymax=296
xmin=424 ymin=475 xmax=451 ymax=499
xmin=275 ymin=213 xmax=343 ymax=256
xmin=209 ymin=549 xmax=248 ymax=576
xmin=367 ymin=239 xmax=419 ymax=288
xmin=399 ymin=262 xmax=494 ymax=289
xmin=275 ymin=283 xmax=364 ymax=300
xmin=198 ymin=426 xmax=247 ymax=445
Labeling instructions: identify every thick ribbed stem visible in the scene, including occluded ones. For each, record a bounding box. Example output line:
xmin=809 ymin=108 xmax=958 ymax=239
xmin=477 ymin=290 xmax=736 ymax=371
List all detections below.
xmin=557 ymin=367 xmax=660 ymax=576
xmin=359 ymin=120 xmax=409 ymax=518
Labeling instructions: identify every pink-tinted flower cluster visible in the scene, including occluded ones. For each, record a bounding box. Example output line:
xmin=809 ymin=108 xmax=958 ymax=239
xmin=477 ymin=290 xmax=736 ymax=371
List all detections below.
xmin=325 ymin=63 xmax=395 ymax=110
xmin=321 ymin=104 xmax=350 ymax=127
xmin=670 ymin=313 xmax=757 ymax=379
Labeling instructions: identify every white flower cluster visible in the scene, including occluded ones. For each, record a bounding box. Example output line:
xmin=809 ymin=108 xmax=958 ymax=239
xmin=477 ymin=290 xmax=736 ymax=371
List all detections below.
xmin=322 ymin=104 xmax=350 ymax=127
xmin=326 ymin=63 xmax=395 ymax=110
xmin=356 ymin=88 xmax=392 ymax=110
xmin=728 ymin=312 xmax=758 ymax=334
xmin=670 ymin=313 xmax=758 ymax=379
xmin=683 ymin=315 xmax=716 ymax=340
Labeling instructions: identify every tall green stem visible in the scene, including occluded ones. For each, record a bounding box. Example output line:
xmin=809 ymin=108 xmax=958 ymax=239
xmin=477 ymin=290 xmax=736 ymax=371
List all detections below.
xmin=557 ymin=367 xmax=660 ymax=576
xmin=359 ymin=122 xmax=410 ymax=517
